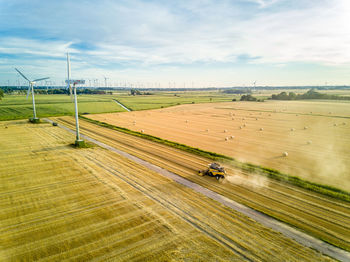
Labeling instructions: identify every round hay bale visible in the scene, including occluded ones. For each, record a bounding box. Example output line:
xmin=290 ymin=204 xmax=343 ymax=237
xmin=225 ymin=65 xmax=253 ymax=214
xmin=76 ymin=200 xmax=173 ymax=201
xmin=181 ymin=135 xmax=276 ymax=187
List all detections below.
xmin=225 ymin=137 xmax=229 ymax=141
xmin=334 ymin=123 xmax=337 ymax=126
xmin=230 ymin=135 xmax=235 ymax=139
xmin=304 ymin=126 xmax=308 ymax=130
xmin=256 ymin=118 xmax=258 ymax=120
xmin=307 ymin=140 xmax=312 ymax=145
xmin=224 ymin=129 xmax=228 ymax=133
xmin=5 ymin=126 xmax=8 ymax=129
xmin=141 ymin=129 xmax=144 ymax=133
xmin=239 ymin=126 xmax=243 ymax=129
xmin=259 ymin=128 xmax=263 ymax=131
xmin=290 ymin=128 xmax=295 ymax=131
xmin=282 ymin=152 xmax=288 ymax=157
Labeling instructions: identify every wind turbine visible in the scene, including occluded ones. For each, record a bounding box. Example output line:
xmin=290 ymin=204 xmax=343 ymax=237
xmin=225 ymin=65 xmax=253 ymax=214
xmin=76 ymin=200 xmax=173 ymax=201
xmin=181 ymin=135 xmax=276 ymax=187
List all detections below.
xmin=65 ymin=52 xmax=86 ymax=147
xmin=103 ymin=76 xmax=109 ymax=88
xmin=15 ymin=68 xmax=49 ymax=122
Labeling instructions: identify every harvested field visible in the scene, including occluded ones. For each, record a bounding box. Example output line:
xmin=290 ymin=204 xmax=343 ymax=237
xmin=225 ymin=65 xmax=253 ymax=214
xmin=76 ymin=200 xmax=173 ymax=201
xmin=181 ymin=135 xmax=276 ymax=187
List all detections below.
xmin=88 ymin=100 xmax=350 ymax=191
xmin=0 ymin=120 xmax=334 ymax=261
xmin=54 ymin=116 xmax=350 ymax=252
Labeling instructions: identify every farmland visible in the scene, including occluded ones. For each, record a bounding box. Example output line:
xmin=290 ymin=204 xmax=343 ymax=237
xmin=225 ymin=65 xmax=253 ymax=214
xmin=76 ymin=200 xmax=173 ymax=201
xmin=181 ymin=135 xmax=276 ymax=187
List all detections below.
xmin=54 ymin=116 xmax=350 ymax=252
xmin=0 ymin=91 xmax=237 ymax=120
xmin=88 ymin=100 xmax=350 ymax=191
xmin=0 ymin=120 xmax=336 ymax=261
xmin=115 ymin=91 xmax=237 ymax=110
xmin=0 ymin=94 xmax=125 ymax=120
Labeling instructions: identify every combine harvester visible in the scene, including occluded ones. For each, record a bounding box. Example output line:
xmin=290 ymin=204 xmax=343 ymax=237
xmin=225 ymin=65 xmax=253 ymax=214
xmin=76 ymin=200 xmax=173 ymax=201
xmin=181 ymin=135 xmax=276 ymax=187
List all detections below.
xmin=199 ymin=163 xmax=226 ymax=181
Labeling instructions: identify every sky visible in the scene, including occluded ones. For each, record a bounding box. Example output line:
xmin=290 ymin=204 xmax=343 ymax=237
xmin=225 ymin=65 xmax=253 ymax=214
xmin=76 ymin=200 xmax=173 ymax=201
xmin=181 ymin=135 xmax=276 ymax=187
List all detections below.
xmin=0 ymin=0 xmax=349 ymax=87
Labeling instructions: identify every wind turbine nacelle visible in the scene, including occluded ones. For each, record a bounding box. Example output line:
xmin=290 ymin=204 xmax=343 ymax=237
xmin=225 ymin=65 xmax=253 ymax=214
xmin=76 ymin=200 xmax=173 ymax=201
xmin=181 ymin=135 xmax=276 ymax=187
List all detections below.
xmin=65 ymin=80 xmax=85 ymax=85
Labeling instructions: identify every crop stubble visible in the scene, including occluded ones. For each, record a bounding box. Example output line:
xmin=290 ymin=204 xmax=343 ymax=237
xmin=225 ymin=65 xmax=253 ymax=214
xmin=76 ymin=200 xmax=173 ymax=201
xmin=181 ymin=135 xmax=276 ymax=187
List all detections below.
xmin=88 ymin=101 xmax=350 ymax=191
xmin=0 ymin=120 xmax=334 ymax=261
xmin=56 ymin=115 xmax=350 ymax=251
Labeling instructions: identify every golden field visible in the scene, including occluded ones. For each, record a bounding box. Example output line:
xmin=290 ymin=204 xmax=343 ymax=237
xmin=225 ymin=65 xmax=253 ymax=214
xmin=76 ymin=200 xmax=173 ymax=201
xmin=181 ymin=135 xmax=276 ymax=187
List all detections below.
xmin=0 ymin=120 xmax=335 ymax=261
xmin=88 ymin=100 xmax=350 ymax=191
xmin=56 ymin=116 xmax=350 ymax=252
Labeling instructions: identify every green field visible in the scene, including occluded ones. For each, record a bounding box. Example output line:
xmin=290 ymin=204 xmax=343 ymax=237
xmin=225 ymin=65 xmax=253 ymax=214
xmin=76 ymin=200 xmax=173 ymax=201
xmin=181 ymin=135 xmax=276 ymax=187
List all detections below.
xmin=0 ymin=94 xmax=126 ymax=120
xmin=115 ymin=91 xmax=238 ymax=110
xmin=0 ymin=91 xmax=238 ymax=120
xmin=1 ymin=89 xmax=350 ymax=121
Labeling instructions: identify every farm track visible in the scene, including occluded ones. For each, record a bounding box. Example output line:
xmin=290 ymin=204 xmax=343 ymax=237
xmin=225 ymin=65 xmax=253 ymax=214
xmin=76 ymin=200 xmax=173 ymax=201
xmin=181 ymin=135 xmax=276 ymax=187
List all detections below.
xmin=1 ymin=120 xmax=334 ymax=261
xmin=55 ymin=116 xmax=350 ymax=251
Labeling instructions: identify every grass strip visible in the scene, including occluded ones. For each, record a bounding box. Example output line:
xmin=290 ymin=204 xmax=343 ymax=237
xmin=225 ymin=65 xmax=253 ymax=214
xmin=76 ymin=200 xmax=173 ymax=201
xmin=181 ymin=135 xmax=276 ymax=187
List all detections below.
xmin=80 ymin=115 xmax=350 ymax=203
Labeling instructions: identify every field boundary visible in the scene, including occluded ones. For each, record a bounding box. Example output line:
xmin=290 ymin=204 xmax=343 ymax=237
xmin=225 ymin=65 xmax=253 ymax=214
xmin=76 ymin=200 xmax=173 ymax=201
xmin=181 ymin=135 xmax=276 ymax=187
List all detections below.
xmin=80 ymin=115 xmax=350 ymax=203
xmin=113 ymin=99 xmax=132 ymax=111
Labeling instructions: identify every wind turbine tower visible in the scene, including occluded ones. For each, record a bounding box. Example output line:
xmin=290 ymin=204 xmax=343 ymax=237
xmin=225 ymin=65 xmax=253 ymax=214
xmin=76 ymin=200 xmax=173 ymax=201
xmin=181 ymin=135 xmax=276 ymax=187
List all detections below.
xmin=253 ymin=81 xmax=257 ymax=92
xmin=65 ymin=52 xmax=86 ymax=147
xmin=103 ymin=76 xmax=109 ymax=88
xmin=15 ymin=68 xmax=49 ymax=123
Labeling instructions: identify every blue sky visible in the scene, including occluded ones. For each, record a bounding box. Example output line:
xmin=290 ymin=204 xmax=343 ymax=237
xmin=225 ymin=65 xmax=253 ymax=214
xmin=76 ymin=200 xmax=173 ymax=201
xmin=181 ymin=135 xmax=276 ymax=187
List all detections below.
xmin=0 ymin=0 xmax=349 ymax=87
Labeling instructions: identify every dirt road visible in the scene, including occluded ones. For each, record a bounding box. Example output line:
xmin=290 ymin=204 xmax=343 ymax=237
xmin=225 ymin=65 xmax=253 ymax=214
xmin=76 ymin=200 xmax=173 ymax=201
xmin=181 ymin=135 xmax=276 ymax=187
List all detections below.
xmin=47 ymin=117 xmax=350 ymax=261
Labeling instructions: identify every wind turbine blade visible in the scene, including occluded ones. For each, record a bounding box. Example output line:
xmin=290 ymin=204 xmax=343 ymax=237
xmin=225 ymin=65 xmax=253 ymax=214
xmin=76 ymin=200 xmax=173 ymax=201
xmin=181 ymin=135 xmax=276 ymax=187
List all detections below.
xmin=15 ymin=68 xmax=30 ymax=82
xmin=26 ymin=85 xmax=31 ymax=99
xmin=33 ymin=77 xmax=50 ymax=82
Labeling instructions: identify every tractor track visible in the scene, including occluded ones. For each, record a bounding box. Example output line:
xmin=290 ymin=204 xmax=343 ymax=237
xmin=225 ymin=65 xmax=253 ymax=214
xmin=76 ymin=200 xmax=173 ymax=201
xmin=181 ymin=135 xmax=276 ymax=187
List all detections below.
xmin=86 ymin=156 xmax=255 ymax=261
xmin=47 ymin=117 xmax=350 ymax=261
xmin=55 ymin=118 xmax=350 ymax=226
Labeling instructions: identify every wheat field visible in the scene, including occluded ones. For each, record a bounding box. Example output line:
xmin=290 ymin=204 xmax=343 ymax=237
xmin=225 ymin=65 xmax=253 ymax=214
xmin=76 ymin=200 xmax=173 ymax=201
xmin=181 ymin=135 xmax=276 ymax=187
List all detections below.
xmin=0 ymin=120 xmax=334 ymax=261
xmin=88 ymin=100 xmax=350 ymax=191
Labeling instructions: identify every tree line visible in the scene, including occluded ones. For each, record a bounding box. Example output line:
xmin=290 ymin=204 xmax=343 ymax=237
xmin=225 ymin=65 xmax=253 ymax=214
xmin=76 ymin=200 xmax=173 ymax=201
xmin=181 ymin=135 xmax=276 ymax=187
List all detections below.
xmin=271 ymin=89 xmax=350 ymax=101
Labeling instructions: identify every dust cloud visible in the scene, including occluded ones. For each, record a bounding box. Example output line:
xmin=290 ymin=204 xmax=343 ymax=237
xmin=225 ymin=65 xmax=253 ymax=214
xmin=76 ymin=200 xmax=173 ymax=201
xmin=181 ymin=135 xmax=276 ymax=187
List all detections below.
xmin=225 ymin=173 xmax=269 ymax=189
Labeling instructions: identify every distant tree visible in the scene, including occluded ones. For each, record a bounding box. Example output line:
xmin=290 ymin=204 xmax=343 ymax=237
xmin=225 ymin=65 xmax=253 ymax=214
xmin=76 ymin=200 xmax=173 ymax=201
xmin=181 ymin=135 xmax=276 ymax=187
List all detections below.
xmin=270 ymin=89 xmax=350 ymax=101
xmin=0 ymin=88 xmax=4 ymax=100
xmin=130 ymin=89 xmax=141 ymax=96
xmin=289 ymin=92 xmax=297 ymax=100
xmin=240 ymin=94 xmax=257 ymax=101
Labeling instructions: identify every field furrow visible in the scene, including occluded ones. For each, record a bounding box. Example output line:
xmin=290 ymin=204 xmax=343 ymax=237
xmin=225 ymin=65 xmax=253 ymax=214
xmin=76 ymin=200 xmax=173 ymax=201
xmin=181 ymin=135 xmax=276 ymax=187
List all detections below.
xmin=1 ymin=120 xmax=334 ymax=261
xmin=55 ymin=115 xmax=350 ymax=251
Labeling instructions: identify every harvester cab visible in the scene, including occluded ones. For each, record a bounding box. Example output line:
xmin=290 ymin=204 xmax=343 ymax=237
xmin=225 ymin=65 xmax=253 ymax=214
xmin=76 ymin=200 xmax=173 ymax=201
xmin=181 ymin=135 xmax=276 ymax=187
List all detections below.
xmin=199 ymin=163 xmax=226 ymax=181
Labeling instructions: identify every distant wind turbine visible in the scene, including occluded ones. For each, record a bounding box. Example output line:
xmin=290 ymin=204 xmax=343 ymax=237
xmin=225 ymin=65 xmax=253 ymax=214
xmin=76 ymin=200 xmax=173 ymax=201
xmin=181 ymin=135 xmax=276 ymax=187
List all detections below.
xmin=15 ymin=68 xmax=49 ymax=122
xmin=103 ymin=76 xmax=109 ymax=88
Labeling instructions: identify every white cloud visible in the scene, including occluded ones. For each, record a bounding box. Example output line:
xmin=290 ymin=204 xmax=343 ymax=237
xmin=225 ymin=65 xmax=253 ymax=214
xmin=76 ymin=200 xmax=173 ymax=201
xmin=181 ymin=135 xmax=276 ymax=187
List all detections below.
xmin=248 ymin=0 xmax=281 ymax=8
xmin=1 ymin=0 xmax=350 ymax=85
